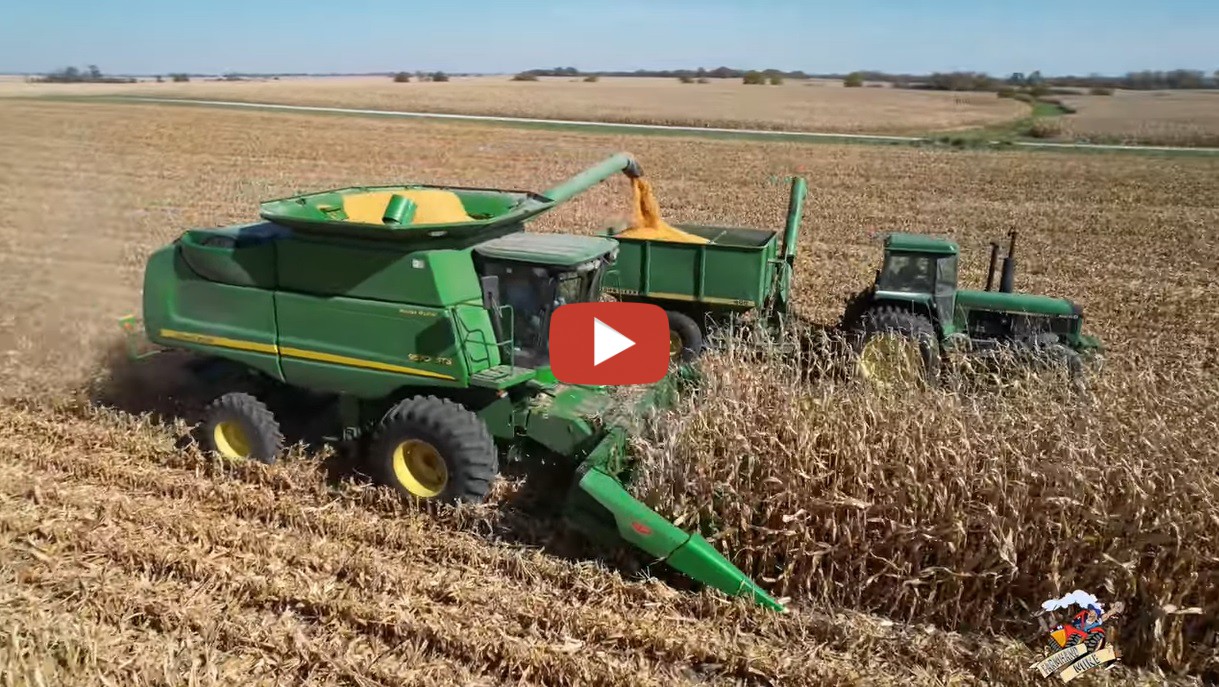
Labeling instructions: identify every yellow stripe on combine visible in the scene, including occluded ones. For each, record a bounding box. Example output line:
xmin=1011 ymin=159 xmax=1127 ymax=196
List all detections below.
xmin=279 ymin=347 xmax=455 ymax=380
xmin=159 ymin=329 xmax=455 ymax=381
xmin=159 ymin=329 xmax=278 ymax=354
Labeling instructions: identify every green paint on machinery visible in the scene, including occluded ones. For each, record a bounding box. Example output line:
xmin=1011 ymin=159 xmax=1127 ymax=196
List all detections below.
xmin=840 ymin=230 xmax=1102 ymax=385
xmin=124 ymin=152 xmax=783 ymax=612
xmin=597 ymin=174 xmax=1099 ymax=386
xmin=602 ymin=176 xmax=807 ymax=362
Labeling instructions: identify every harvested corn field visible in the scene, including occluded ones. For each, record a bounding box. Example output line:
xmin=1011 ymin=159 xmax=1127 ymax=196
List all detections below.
xmin=1056 ymin=90 xmax=1219 ymax=147
xmin=2 ymin=98 xmax=1218 ymax=685
xmin=0 ymin=75 xmax=1030 ymax=134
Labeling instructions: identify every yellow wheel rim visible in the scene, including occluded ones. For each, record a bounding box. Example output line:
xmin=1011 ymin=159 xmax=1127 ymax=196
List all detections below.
xmin=391 ymin=439 xmax=449 ymax=498
xmin=669 ymin=330 xmax=683 ymax=358
xmin=859 ymin=334 xmax=924 ymax=385
xmin=212 ymin=420 xmax=253 ymax=459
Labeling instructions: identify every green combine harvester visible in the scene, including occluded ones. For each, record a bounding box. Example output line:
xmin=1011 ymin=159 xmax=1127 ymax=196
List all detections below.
xmin=123 ymin=153 xmax=787 ymax=611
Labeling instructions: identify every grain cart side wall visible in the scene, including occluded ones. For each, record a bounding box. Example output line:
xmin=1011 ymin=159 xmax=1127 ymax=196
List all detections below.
xmin=603 ymin=226 xmax=780 ymax=310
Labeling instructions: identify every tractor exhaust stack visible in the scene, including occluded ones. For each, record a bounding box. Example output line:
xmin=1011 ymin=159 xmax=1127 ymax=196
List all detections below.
xmin=999 ymin=230 xmax=1018 ymax=293
xmin=985 ymin=241 xmax=1001 ymax=291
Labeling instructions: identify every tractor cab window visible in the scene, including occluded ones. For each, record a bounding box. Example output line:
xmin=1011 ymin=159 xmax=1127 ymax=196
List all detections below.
xmin=877 ymin=252 xmax=936 ymax=294
xmin=934 ymin=255 xmax=958 ymax=318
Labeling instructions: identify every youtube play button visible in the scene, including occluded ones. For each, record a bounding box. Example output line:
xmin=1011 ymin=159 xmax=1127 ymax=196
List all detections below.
xmin=550 ymin=303 xmax=669 ymax=385
xmin=593 ymin=317 xmax=635 ymax=365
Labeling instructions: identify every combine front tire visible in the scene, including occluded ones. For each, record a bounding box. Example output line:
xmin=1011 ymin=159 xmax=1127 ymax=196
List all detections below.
xmin=666 ymin=310 xmax=704 ymax=363
xmin=851 ymin=306 xmax=940 ymax=385
xmin=202 ymin=391 xmax=285 ymax=464
xmin=368 ymin=395 xmax=497 ymax=504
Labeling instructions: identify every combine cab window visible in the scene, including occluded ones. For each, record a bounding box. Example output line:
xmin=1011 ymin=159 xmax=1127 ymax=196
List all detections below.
xmin=878 ymin=252 xmax=936 ymax=294
xmin=477 ymin=260 xmax=607 ymax=368
xmin=556 ymin=271 xmax=595 ymax=308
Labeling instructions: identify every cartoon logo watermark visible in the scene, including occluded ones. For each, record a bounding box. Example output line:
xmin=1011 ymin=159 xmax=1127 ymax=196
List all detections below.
xmin=1028 ymin=590 xmax=1124 ymax=682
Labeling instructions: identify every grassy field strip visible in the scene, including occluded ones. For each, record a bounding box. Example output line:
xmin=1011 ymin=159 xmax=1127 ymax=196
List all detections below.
xmin=103 ymin=96 xmax=1219 ymax=154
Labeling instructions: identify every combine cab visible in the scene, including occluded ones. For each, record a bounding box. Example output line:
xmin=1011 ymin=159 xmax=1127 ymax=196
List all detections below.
xmin=126 ymin=153 xmax=783 ymax=612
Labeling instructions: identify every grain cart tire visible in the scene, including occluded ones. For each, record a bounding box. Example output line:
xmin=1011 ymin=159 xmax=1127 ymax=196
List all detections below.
xmin=368 ymin=395 xmax=497 ymax=504
xmin=852 ymin=305 xmax=940 ymax=385
xmin=666 ymin=310 xmax=704 ymax=363
xmin=202 ymin=391 xmax=285 ymax=464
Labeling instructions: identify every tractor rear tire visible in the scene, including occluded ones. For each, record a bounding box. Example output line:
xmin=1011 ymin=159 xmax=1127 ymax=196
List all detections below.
xmin=666 ymin=310 xmax=704 ymax=363
xmin=202 ymin=391 xmax=285 ymax=464
xmin=851 ymin=305 xmax=940 ymax=385
xmin=368 ymin=395 xmax=497 ymax=504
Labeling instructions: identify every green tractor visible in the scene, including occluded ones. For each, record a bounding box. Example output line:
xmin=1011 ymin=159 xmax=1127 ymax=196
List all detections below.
xmin=842 ymin=230 xmax=1102 ymax=385
xmin=121 ymin=153 xmax=783 ymax=611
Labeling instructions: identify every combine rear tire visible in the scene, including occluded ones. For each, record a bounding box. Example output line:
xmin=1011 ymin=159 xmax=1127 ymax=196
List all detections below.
xmin=851 ymin=305 xmax=940 ymax=385
xmin=202 ymin=391 xmax=285 ymax=464
xmin=368 ymin=395 xmax=497 ymax=504
xmin=666 ymin=310 xmax=704 ymax=363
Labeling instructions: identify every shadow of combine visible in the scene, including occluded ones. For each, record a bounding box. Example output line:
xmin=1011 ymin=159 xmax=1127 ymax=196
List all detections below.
xmin=82 ymin=337 xmax=671 ymax=585
xmin=84 ymin=337 xmax=361 ymax=482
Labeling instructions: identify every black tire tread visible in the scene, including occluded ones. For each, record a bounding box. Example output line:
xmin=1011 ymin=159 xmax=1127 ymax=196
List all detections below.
xmin=368 ymin=395 xmax=497 ymax=504
xmin=202 ymin=391 xmax=285 ymax=464
xmin=852 ymin=304 xmax=941 ymax=381
xmin=666 ymin=310 xmax=704 ymax=363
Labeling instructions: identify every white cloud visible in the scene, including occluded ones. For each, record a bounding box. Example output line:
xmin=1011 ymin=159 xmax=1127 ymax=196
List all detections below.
xmin=1042 ymin=590 xmax=1104 ymax=614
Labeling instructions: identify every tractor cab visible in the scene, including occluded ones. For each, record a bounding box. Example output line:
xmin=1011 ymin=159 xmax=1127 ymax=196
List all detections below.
xmin=873 ymin=233 xmax=960 ymax=328
xmin=472 ymin=233 xmax=619 ymax=368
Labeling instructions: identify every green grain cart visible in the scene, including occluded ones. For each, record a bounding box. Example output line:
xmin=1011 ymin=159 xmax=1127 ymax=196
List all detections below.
xmin=122 ymin=153 xmax=782 ymax=611
xmin=602 ymin=178 xmax=807 ymax=361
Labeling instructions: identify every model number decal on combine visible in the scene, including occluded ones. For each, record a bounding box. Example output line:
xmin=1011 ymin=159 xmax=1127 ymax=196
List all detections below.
xmin=398 ymin=308 xmax=439 ymax=318
xmin=409 ymin=354 xmax=453 ymax=366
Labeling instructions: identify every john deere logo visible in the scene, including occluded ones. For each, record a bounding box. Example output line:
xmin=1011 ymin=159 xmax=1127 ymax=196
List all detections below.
xmin=1028 ymin=590 xmax=1124 ymax=682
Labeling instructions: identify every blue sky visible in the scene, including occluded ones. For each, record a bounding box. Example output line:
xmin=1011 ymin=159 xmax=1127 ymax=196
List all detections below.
xmin=3 ymin=0 xmax=1216 ymax=76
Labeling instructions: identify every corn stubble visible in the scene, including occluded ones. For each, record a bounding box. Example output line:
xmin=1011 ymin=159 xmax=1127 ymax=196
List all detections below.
xmin=631 ymin=325 xmax=1218 ymax=680
xmin=1 ymin=100 xmax=1217 ymax=685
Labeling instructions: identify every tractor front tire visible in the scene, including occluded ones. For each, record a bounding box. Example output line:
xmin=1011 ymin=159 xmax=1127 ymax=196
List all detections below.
xmin=852 ymin=305 xmax=940 ymax=385
xmin=368 ymin=395 xmax=497 ymax=504
xmin=666 ymin=310 xmax=704 ymax=363
xmin=202 ymin=391 xmax=285 ymax=464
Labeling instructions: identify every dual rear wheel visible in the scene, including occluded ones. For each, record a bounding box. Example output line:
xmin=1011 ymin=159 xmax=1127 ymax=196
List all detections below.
xmin=201 ymin=391 xmax=497 ymax=504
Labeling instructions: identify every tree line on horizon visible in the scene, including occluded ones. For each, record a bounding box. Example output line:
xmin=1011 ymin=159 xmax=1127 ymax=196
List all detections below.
xmin=29 ymin=64 xmax=1219 ymax=92
xmin=519 ymin=65 xmax=1219 ymax=91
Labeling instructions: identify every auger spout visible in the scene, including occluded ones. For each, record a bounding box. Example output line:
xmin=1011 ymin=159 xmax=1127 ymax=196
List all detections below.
xmin=541 ymin=152 xmax=643 ymax=204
